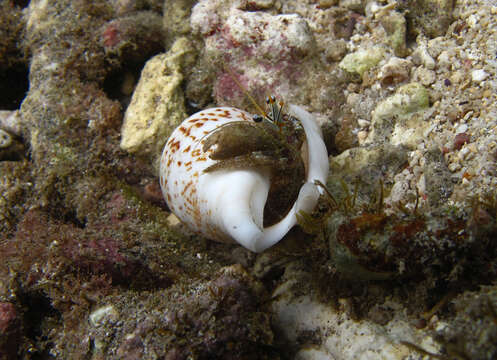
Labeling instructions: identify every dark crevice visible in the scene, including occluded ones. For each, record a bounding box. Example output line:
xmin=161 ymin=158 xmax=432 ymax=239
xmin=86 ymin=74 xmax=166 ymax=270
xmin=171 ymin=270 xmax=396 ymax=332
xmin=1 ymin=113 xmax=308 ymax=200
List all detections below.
xmin=102 ymin=62 xmax=146 ymax=108
xmin=19 ymin=290 xmax=60 ymax=359
xmin=49 ymin=207 xmax=87 ymax=229
xmin=184 ymin=97 xmax=204 ymax=116
xmin=260 ymin=265 xmax=285 ymax=292
xmin=0 ymin=64 xmax=29 ymax=109
xmin=0 ymin=133 xmax=27 ymax=161
xmin=62 ymin=209 xmax=87 ymax=229
xmin=12 ymin=0 xmax=30 ymax=9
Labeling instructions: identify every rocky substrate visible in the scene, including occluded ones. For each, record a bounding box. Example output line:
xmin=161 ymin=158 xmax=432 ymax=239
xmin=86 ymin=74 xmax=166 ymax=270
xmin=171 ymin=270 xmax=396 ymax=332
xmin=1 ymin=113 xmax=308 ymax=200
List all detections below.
xmin=0 ymin=0 xmax=496 ymax=359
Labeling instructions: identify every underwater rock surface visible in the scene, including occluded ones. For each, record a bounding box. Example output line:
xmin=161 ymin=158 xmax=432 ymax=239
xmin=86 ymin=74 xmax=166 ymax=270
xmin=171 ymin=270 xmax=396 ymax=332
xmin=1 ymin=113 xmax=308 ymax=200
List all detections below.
xmin=0 ymin=0 xmax=496 ymax=359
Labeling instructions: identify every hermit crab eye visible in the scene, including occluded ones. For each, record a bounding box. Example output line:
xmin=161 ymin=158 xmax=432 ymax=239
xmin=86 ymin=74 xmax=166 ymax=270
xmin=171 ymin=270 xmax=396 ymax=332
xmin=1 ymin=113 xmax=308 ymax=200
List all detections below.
xmin=266 ymin=95 xmax=276 ymax=105
xmin=252 ymin=114 xmax=263 ymax=122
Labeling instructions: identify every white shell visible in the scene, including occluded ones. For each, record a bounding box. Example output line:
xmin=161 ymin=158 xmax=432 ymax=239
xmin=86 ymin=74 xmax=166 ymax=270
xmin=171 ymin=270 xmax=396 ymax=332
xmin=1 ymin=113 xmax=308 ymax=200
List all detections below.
xmin=160 ymin=105 xmax=329 ymax=252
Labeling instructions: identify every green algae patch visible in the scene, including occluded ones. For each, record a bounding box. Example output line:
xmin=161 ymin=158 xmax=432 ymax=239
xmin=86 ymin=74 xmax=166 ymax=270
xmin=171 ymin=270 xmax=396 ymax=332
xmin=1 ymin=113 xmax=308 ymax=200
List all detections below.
xmin=384 ymin=82 xmax=429 ymax=115
xmin=339 ymin=47 xmax=385 ymax=77
xmin=378 ymin=10 xmax=408 ymax=57
xmin=368 ymin=82 xmax=431 ymax=147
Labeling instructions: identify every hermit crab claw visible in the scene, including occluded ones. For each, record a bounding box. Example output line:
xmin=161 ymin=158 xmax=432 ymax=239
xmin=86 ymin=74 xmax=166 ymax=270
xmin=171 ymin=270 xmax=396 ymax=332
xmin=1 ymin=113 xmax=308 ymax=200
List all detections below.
xmin=160 ymin=105 xmax=329 ymax=252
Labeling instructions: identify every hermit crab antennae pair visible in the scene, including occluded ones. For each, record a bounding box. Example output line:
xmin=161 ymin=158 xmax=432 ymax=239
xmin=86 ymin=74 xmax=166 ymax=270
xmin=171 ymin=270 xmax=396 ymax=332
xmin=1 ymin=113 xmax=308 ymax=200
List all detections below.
xmin=252 ymin=96 xmax=285 ymax=130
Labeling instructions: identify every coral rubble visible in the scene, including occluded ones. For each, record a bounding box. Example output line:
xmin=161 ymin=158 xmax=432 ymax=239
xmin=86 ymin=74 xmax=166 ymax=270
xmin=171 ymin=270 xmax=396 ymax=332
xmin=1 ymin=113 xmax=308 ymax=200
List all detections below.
xmin=0 ymin=0 xmax=496 ymax=358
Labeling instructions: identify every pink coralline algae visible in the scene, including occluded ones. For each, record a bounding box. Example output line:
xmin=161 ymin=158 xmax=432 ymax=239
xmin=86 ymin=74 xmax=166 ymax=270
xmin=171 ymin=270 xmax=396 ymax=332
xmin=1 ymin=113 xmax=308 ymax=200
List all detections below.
xmin=190 ymin=0 xmax=316 ymax=106
xmin=0 ymin=302 xmax=20 ymax=359
xmin=100 ymin=11 xmax=164 ymax=64
xmin=102 ymin=23 xmax=121 ymax=48
xmin=453 ymin=132 xmax=470 ymax=150
xmin=0 ymin=302 xmax=17 ymax=333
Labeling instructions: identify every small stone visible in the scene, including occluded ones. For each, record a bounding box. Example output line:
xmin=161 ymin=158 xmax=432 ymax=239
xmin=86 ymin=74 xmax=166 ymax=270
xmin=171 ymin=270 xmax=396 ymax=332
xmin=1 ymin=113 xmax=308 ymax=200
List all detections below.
xmin=404 ymin=0 xmax=455 ymax=38
xmin=357 ymin=119 xmax=370 ymax=128
xmin=339 ymin=47 xmax=384 ymax=77
xmin=423 ymin=124 xmax=435 ymax=137
xmin=0 ymin=129 xmax=12 ymax=149
xmin=335 ymin=115 xmax=359 ymax=152
xmin=373 ymin=82 xmax=429 ymax=119
xmin=482 ymin=89 xmax=492 ymax=99
xmin=413 ymin=67 xmax=436 ymax=86
xmin=426 ymin=36 xmax=445 ymax=58
xmin=448 ymin=162 xmax=461 ymax=172
xmin=0 ymin=110 xmax=22 ymax=136
xmin=456 ymin=124 xmax=468 ymax=134
xmin=437 ymin=50 xmax=451 ymax=68
xmin=346 ymin=92 xmax=361 ymax=107
xmin=412 ymin=44 xmax=436 ymax=69
xmin=466 ymin=14 xmax=478 ymax=28
xmin=166 ymin=213 xmax=181 ymax=227
xmin=339 ymin=0 xmax=365 ymax=13
xmin=357 ymin=130 xmax=368 ymax=143
xmin=453 ymin=133 xmax=470 ymax=150
xmin=89 ymin=305 xmax=119 ymax=327
xmin=120 ymin=37 xmax=196 ymax=170
xmin=378 ymin=10 xmax=408 ymax=57
xmin=319 ymin=0 xmax=338 ymax=8
xmin=471 ymin=69 xmax=488 ymax=83
xmin=412 ymin=318 xmax=427 ymax=329
xmin=390 ymin=179 xmax=410 ymax=203
xmin=459 ymin=147 xmax=470 ymax=160
xmin=325 ymin=40 xmax=348 ymax=62
xmin=189 ymin=1 xmax=220 ymax=36
xmin=368 ymin=83 xmax=430 ymax=146
xmin=379 ymin=57 xmax=412 ymax=86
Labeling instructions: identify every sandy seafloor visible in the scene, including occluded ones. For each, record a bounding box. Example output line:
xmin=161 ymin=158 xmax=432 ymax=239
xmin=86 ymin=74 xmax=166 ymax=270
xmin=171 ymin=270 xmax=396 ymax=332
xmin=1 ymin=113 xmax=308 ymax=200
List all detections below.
xmin=0 ymin=0 xmax=496 ymax=359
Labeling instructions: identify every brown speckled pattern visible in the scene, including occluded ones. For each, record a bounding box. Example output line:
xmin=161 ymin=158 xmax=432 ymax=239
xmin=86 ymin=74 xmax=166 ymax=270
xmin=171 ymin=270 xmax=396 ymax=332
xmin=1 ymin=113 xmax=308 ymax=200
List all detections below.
xmin=160 ymin=107 xmax=254 ymax=242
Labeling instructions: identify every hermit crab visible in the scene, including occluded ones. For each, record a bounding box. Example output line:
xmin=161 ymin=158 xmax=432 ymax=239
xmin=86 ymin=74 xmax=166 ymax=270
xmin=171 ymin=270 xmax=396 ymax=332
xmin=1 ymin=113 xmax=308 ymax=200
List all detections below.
xmin=159 ymin=97 xmax=329 ymax=252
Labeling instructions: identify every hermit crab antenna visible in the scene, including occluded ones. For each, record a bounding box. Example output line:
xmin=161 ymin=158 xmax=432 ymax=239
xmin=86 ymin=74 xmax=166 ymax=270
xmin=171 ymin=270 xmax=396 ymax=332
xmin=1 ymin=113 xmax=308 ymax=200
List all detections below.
xmin=266 ymin=95 xmax=284 ymax=126
xmin=224 ymin=65 xmax=268 ymax=119
xmin=276 ymin=100 xmax=285 ymax=126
